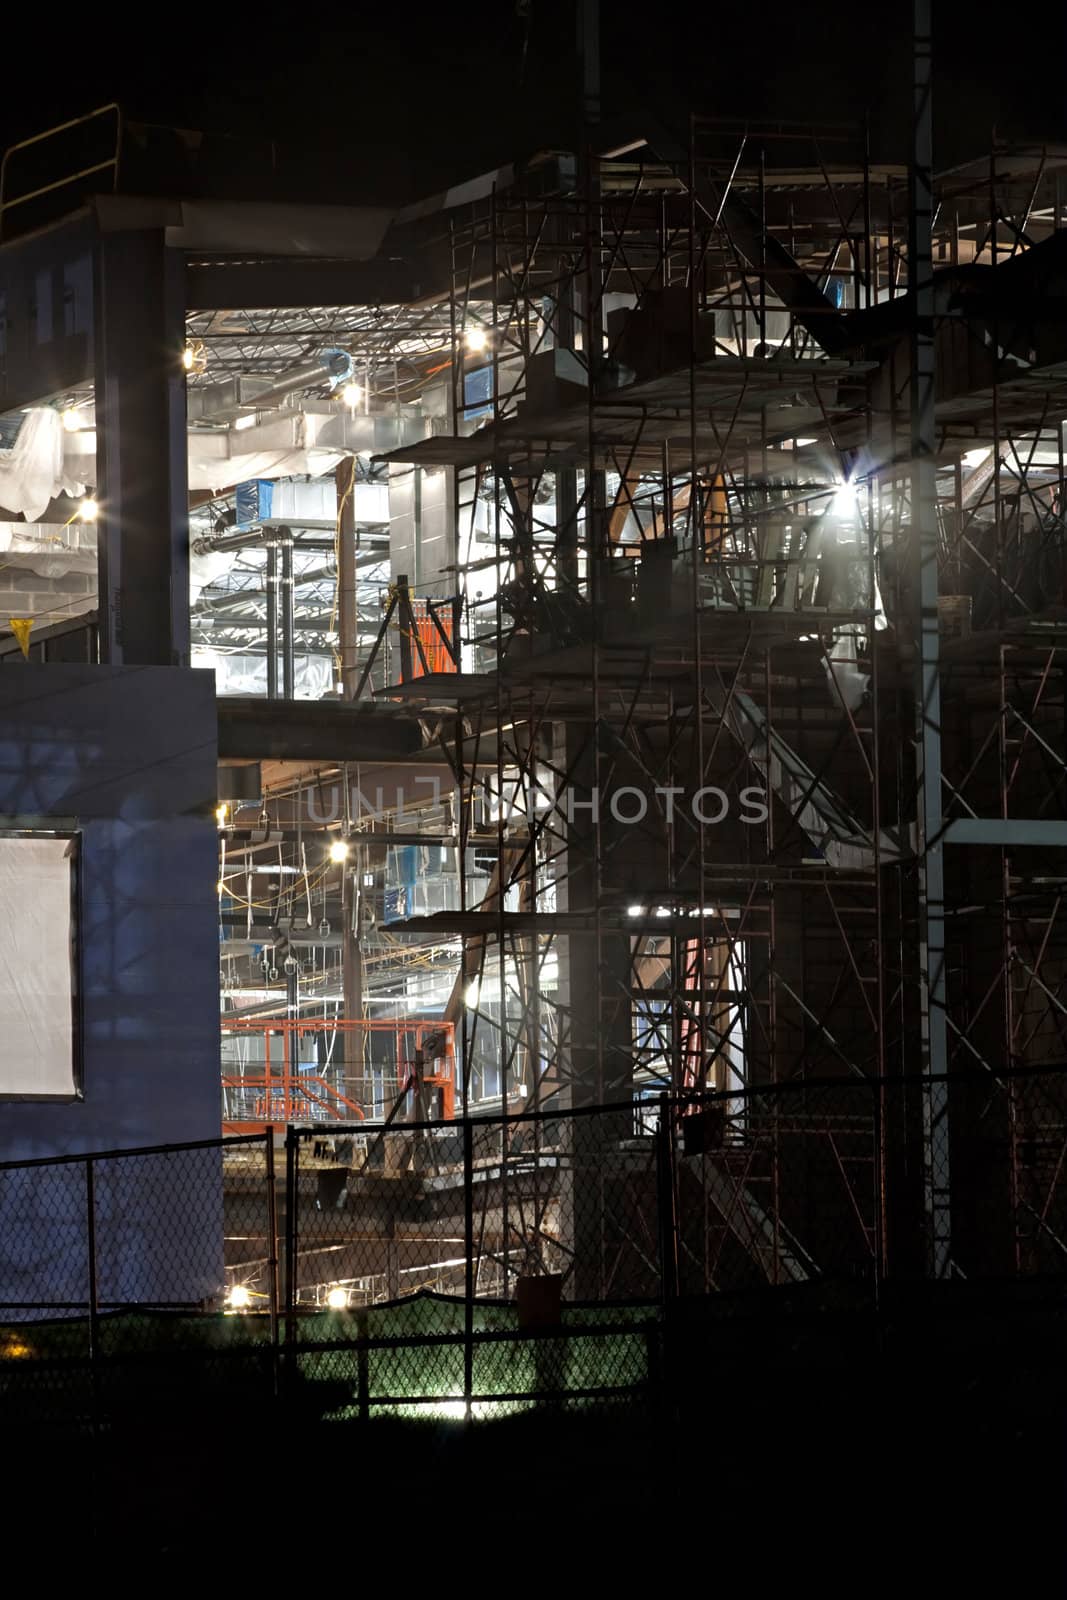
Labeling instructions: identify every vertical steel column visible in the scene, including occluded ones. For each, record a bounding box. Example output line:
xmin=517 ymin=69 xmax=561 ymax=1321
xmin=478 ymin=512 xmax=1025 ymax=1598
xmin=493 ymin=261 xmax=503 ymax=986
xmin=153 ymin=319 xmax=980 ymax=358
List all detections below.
xmin=342 ymin=844 xmax=365 ymax=1103
xmin=265 ymin=538 xmax=279 ymax=700
xmin=336 ymin=457 xmax=360 ymax=699
xmin=279 ymin=527 xmax=295 ymax=701
xmin=910 ymin=0 xmax=952 ymax=1277
xmin=94 ymin=231 xmax=190 ymax=666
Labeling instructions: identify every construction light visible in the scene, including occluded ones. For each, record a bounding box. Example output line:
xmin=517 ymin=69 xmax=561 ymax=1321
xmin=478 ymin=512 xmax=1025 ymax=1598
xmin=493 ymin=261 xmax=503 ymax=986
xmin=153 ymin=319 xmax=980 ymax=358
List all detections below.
xmin=215 ymin=802 xmax=229 ymax=826
xmin=79 ymin=497 xmax=98 ymax=522
xmin=464 ymin=326 xmax=489 ymax=354
xmin=227 ymin=1285 xmax=252 ymax=1310
xmin=627 ymin=904 xmax=644 ymax=918
xmin=182 ymin=345 xmax=195 ymax=371
xmin=233 ymin=412 xmax=257 ymax=432
xmin=329 ymin=838 xmax=350 ymax=864
xmin=326 ymin=1286 xmax=348 ymax=1311
xmin=829 ymin=479 xmax=859 ymax=519
xmin=61 ymin=408 xmax=81 ymax=433
xmin=342 ymin=381 xmax=363 ymax=409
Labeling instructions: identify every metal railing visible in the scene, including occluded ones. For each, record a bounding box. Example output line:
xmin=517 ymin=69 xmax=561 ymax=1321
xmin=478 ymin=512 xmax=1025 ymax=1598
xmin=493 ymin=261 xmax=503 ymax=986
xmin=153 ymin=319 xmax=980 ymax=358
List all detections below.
xmin=0 ymin=105 xmax=122 ymax=241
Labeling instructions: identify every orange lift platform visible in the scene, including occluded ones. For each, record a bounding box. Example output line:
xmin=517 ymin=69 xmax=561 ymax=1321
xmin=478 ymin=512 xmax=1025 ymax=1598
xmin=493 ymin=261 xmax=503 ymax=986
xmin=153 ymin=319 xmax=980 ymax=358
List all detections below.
xmin=221 ymin=1017 xmax=456 ymax=1133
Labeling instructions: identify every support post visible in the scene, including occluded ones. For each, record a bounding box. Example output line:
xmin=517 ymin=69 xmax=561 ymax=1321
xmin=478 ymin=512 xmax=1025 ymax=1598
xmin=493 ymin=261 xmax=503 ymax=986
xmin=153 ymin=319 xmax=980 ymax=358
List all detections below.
xmin=266 ymin=539 xmax=279 ymax=700
xmin=342 ymin=854 xmax=365 ymax=1104
xmin=657 ymin=1095 xmax=679 ymax=1304
xmin=910 ymin=0 xmax=952 ymax=1277
xmin=280 ymin=527 xmax=295 ymax=700
xmin=336 ymin=457 xmax=360 ymax=698
xmin=283 ymin=1126 xmax=299 ymax=1349
xmin=94 ymin=231 xmax=190 ymax=665
xmin=396 ymin=573 xmax=414 ymax=682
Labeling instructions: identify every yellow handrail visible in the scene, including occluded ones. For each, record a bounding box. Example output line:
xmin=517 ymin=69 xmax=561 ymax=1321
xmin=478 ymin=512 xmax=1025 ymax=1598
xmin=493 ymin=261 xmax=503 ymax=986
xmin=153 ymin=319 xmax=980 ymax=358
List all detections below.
xmin=0 ymin=103 xmax=122 ymax=240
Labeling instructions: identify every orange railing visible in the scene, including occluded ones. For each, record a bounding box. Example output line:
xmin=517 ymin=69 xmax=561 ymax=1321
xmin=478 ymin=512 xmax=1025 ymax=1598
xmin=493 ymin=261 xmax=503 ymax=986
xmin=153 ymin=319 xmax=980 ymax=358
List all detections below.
xmin=406 ymin=600 xmax=457 ymax=677
xmin=220 ymin=1017 xmax=455 ymax=1133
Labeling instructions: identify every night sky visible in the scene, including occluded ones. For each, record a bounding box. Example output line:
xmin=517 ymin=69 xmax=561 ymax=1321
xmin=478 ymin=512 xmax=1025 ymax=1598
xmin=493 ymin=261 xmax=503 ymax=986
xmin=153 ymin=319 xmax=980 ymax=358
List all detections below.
xmin=1 ymin=2 xmax=1064 ymax=205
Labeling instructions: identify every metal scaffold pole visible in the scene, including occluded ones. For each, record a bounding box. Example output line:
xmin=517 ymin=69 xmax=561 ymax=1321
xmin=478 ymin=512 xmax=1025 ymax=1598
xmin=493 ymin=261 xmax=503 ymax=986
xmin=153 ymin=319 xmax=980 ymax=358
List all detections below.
xmin=910 ymin=0 xmax=952 ymax=1276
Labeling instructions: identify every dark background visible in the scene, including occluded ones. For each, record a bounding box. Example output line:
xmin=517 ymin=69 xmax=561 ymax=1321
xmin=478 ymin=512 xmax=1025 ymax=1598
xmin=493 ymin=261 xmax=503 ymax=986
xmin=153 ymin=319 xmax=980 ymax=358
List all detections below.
xmin=0 ymin=1 xmax=1063 ymax=203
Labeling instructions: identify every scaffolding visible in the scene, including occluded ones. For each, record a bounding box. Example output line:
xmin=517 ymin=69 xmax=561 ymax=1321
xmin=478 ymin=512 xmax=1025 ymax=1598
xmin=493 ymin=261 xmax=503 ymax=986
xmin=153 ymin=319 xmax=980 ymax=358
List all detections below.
xmin=357 ymin=117 xmax=1067 ymax=1282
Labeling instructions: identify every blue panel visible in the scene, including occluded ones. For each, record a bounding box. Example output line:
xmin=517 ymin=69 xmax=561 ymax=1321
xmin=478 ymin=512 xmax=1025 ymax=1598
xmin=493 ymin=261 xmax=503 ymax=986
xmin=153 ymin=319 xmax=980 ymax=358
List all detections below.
xmin=0 ymin=666 xmax=222 ymax=1310
xmin=235 ymin=479 xmax=274 ymax=526
xmin=463 ymin=364 xmax=494 ymax=419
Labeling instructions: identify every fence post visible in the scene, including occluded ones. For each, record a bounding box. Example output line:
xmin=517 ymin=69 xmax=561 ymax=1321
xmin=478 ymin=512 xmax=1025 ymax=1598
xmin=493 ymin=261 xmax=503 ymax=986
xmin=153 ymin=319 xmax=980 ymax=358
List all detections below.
xmin=463 ymin=1112 xmax=474 ymax=1419
xmin=283 ymin=1126 xmax=299 ymax=1356
xmin=656 ymin=1095 xmax=679 ymax=1304
xmin=85 ymin=1155 xmax=100 ymax=1367
xmin=264 ymin=1134 xmax=280 ymax=1396
xmin=873 ymin=1076 xmax=887 ymax=1309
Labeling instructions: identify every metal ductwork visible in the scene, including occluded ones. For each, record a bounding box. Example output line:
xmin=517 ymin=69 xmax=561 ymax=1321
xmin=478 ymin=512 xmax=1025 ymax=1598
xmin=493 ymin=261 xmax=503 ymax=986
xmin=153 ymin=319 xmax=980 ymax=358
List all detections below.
xmin=243 ymin=348 xmax=354 ymax=411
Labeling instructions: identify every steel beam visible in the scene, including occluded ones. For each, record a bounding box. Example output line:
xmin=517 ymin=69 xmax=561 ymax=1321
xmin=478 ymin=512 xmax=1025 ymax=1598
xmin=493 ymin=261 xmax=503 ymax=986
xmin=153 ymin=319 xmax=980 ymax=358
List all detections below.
xmin=944 ymin=819 xmax=1066 ymax=847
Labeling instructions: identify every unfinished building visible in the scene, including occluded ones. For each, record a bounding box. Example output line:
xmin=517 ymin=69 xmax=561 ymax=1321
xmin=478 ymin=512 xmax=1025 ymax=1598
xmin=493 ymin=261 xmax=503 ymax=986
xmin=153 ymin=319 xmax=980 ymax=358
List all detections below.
xmin=0 ymin=92 xmax=1064 ymax=1338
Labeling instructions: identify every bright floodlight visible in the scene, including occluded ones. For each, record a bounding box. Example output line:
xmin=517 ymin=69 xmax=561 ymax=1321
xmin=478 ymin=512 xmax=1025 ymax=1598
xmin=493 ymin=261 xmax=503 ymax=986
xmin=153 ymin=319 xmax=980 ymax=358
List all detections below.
xmin=61 ymin=408 xmax=81 ymax=433
xmin=464 ymin=326 xmax=489 ymax=353
xmin=227 ymin=1285 xmax=252 ymax=1310
xmin=326 ymin=1286 xmax=348 ymax=1311
xmin=829 ymin=479 xmax=859 ymax=519
xmin=79 ymin=497 xmax=98 ymax=522
xmin=182 ymin=345 xmax=195 ymax=371
xmin=329 ymin=838 xmax=350 ymax=864
xmin=627 ymin=904 xmax=644 ymax=918
xmin=233 ymin=412 xmax=257 ymax=432
xmin=215 ymin=802 xmax=229 ymax=826
xmin=342 ymin=381 xmax=363 ymax=408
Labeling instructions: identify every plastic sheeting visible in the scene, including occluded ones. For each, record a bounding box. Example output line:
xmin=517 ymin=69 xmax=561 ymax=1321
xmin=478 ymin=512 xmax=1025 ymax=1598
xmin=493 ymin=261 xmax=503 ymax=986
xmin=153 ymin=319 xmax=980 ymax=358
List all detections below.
xmin=187 ymin=449 xmax=344 ymax=495
xmin=191 ymin=647 xmax=335 ymax=699
xmin=189 ymin=548 xmax=239 ymax=605
xmin=0 ymin=409 xmax=86 ymax=522
xmin=0 ymin=837 xmax=76 ymax=1098
xmin=0 ymin=523 xmax=97 ymax=580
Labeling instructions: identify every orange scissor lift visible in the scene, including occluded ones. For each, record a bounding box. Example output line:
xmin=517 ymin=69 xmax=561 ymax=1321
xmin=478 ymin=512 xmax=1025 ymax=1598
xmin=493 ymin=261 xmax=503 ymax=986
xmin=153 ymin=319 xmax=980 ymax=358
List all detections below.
xmin=221 ymin=1017 xmax=456 ymax=1133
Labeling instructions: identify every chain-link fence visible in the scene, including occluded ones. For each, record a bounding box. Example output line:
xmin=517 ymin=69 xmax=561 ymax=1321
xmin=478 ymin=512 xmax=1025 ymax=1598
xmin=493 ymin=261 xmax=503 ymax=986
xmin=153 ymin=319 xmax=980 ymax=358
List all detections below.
xmin=1 ymin=1069 xmax=1065 ymax=1427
